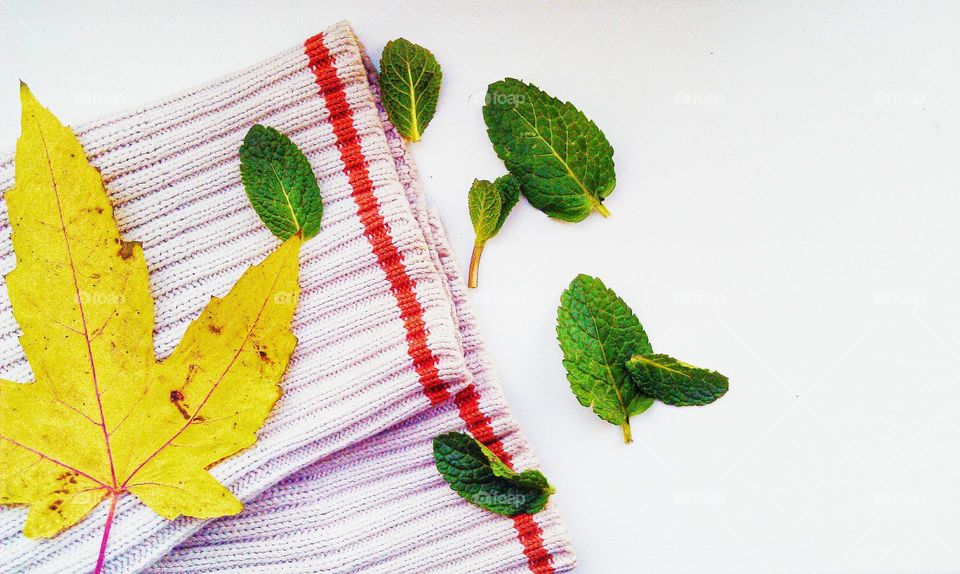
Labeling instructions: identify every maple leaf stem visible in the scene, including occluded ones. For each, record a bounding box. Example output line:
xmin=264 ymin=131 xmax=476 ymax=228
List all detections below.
xmin=468 ymin=243 xmax=484 ymax=288
xmin=595 ymin=203 xmax=611 ymax=218
xmin=94 ymin=492 xmax=119 ymax=574
xmin=621 ymin=420 xmax=632 ymax=444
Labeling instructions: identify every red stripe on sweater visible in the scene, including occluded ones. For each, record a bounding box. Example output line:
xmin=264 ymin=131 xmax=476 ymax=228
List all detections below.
xmin=305 ymin=30 xmax=553 ymax=574
xmin=455 ymin=385 xmax=556 ymax=574
xmin=304 ymin=33 xmax=448 ymax=405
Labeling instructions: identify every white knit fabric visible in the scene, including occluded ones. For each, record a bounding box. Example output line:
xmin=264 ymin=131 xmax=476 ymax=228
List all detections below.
xmin=0 ymin=21 xmax=575 ymax=574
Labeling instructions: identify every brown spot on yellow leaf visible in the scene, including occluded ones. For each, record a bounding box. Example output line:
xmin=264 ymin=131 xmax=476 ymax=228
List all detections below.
xmin=169 ymin=389 xmax=191 ymax=419
xmin=258 ymin=349 xmax=272 ymax=364
xmin=118 ymin=241 xmax=136 ymax=260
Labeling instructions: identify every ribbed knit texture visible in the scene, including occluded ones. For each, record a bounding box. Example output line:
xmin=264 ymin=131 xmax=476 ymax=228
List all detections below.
xmin=0 ymin=21 xmax=575 ymax=573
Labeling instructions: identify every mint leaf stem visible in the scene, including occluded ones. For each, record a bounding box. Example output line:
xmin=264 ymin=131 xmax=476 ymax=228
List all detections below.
xmin=468 ymin=242 xmax=484 ymax=289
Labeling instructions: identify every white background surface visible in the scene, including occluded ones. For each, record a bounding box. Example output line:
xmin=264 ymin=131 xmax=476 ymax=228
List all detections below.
xmin=2 ymin=1 xmax=959 ymax=573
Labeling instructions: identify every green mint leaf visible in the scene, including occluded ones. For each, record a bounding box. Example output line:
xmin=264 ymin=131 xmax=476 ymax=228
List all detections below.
xmin=379 ymin=38 xmax=442 ymax=142
xmin=469 ymin=179 xmax=502 ymax=243
xmin=239 ymin=124 xmax=323 ymax=241
xmin=557 ymin=274 xmax=652 ymax=443
xmin=626 ymin=354 xmax=729 ymax=406
xmin=433 ymin=431 xmax=554 ymax=516
xmin=467 ymin=175 xmax=520 ymax=288
xmin=492 ymin=173 xmax=521 ymax=234
xmin=483 ymin=78 xmax=615 ymax=222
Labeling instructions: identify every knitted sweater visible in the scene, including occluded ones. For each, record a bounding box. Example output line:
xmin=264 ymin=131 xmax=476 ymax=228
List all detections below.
xmin=0 ymin=21 xmax=576 ymax=574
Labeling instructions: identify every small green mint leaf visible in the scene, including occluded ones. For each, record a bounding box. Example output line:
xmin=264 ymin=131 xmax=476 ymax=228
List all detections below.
xmin=483 ymin=78 xmax=615 ymax=222
xmin=468 ymin=179 xmax=502 ymax=243
xmin=433 ymin=431 xmax=554 ymax=516
xmin=467 ymin=176 xmax=516 ymax=289
xmin=556 ymin=274 xmax=652 ymax=443
xmin=626 ymin=354 xmax=729 ymax=406
xmin=239 ymin=124 xmax=323 ymax=241
xmin=492 ymin=174 xmax=521 ymax=234
xmin=379 ymin=38 xmax=442 ymax=142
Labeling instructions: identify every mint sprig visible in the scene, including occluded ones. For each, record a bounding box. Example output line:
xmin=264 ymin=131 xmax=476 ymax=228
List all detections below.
xmin=483 ymin=78 xmax=615 ymax=222
xmin=557 ymin=274 xmax=728 ymax=443
xmin=433 ymin=431 xmax=554 ymax=516
xmin=467 ymin=175 xmax=520 ymax=288
xmin=379 ymin=38 xmax=442 ymax=142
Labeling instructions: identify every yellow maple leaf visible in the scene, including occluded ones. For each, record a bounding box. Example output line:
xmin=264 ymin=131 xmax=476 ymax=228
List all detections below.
xmin=0 ymin=85 xmax=306 ymax=569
